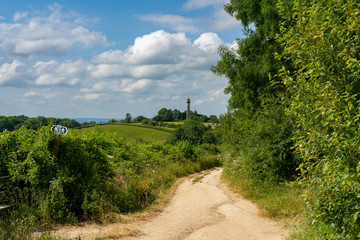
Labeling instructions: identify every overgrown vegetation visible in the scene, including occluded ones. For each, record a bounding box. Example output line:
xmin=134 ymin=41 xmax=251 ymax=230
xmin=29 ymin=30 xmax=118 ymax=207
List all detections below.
xmin=213 ymin=0 xmax=298 ymax=184
xmin=167 ymin=119 xmax=217 ymax=145
xmin=0 ymin=125 xmax=221 ymax=239
xmin=221 ymin=153 xmax=303 ymax=218
xmin=0 ymin=116 xmax=81 ymax=132
xmin=216 ymin=0 xmax=360 ymax=239
xmin=278 ymin=0 xmax=360 ymax=238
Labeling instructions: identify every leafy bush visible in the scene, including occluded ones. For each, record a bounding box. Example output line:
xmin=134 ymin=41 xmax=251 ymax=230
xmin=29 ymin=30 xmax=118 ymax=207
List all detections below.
xmin=0 ymin=124 xmax=221 ymax=237
xmin=278 ymin=0 xmax=360 ymax=238
xmin=167 ymin=119 xmax=217 ymax=145
xmin=217 ymin=104 xmax=298 ymax=183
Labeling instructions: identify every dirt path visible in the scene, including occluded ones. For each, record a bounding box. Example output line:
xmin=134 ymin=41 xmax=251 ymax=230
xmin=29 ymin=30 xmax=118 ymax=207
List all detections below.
xmin=56 ymin=168 xmax=288 ymax=240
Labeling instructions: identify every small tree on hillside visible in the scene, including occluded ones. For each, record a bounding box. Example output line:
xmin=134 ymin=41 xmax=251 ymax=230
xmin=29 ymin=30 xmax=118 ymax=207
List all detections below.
xmin=168 ymin=119 xmax=216 ymax=145
xmin=124 ymin=113 xmax=132 ymax=123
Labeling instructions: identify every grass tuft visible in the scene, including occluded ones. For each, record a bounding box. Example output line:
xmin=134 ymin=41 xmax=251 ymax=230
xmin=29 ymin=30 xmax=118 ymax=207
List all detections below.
xmin=221 ymin=155 xmax=304 ymax=219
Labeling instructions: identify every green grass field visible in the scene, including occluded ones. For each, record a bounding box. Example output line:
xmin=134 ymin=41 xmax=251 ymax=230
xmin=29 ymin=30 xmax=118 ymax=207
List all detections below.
xmin=77 ymin=124 xmax=171 ymax=143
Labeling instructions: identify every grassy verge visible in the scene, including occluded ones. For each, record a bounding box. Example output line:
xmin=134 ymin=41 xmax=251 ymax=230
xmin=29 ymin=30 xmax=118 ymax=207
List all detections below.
xmin=222 ymin=166 xmax=304 ymax=219
xmin=221 ymin=152 xmax=344 ymax=239
xmin=220 ymin=152 xmax=306 ymax=239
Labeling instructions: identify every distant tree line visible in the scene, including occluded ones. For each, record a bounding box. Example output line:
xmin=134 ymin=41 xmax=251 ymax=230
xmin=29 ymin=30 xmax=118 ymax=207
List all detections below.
xmin=114 ymin=109 xmax=219 ymax=125
xmin=0 ymin=115 xmax=81 ymax=132
xmin=151 ymin=108 xmax=219 ymax=123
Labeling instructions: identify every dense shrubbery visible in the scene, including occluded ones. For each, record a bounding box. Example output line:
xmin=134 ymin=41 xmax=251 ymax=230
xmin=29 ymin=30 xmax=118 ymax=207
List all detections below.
xmin=212 ymin=0 xmax=297 ymax=186
xmin=218 ymin=104 xmax=298 ymax=183
xmin=167 ymin=119 xmax=217 ymax=145
xmin=0 ymin=126 xmax=221 ymax=239
xmin=217 ymin=0 xmax=360 ymax=238
xmin=278 ymin=0 xmax=360 ymax=238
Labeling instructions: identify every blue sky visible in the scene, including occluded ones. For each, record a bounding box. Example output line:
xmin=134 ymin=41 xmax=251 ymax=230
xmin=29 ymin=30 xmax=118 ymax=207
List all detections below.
xmin=0 ymin=0 xmax=244 ymax=119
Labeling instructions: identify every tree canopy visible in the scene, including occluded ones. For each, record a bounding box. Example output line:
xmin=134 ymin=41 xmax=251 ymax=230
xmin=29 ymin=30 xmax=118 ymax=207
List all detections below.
xmin=213 ymin=0 xmax=297 ymax=184
xmin=278 ymin=0 xmax=360 ymax=237
xmin=152 ymin=108 xmax=218 ymax=123
xmin=0 ymin=115 xmax=81 ymax=132
xmin=212 ymin=0 xmax=286 ymax=111
xmin=217 ymin=0 xmax=360 ymax=237
xmin=168 ymin=119 xmax=216 ymax=145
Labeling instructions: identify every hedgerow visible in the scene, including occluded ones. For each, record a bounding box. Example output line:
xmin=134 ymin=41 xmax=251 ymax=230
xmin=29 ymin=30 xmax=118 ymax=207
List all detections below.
xmin=0 ymin=126 xmax=221 ymax=239
xmin=278 ymin=0 xmax=360 ymax=238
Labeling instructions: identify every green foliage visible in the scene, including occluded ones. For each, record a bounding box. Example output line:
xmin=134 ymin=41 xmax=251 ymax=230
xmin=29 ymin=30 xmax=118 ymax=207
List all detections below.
xmin=213 ymin=0 xmax=287 ymax=112
xmin=153 ymin=108 xmax=174 ymax=122
xmin=218 ymin=104 xmax=298 ymax=183
xmin=278 ymin=0 xmax=360 ymax=238
xmin=152 ymin=107 xmax=214 ymax=123
xmin=208 ymin=115 xmax=219 ymax=123
xmin=0 ymin=115 xmax=28 ymax=131
xmin=0 ymin=124 xmax=221 ymax=237
xmin=168 ymin=119 xmax=217 ymax=145
xmin=124 ymin=113 xmax=132 ymax=123
xmin=222 ymin=154 xmax=303 ymax=219
xmin=0 ymin=115 xmax=81 ymax=132
xmin=132 ymin=115 xmax=149 ymax=123
xmin=175 ymin=141 xmax=194 ymax=159
xmin=212 ymin=0 xmax=296 ymax=184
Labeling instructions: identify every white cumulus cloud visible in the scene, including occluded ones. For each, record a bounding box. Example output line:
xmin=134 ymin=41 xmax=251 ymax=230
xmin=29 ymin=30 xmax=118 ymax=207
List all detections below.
xmin=73 ymin=93 xmax=104 ymax=101
xmin=81 ymin=79 xmax=153 ymax=95
xmin=140 ymin=1 xmax=239 ymax=33
xmin=182 ymin=0 xmax=225 ymax=10
xmin=209 ymin=6 xmax=239 ymax=31
xmin=33 ymin=59 xmax=89 ymax=86
xmin=0 ymin=29 xmax=229 ymax=116
xmin=123 ymin=79 xmax=152 ymax=94
xmin=13 ymin=12 xmax=28 ymax=22
xmin=24 ymin=91 xmax=61 ymax=99
xmin=138 ymin=14 xmax=199 ymax=33
xmin=0 ymin=4 xmax=107 ymax=58
xmin=193 ymin=32 xmax=222 ymax=53
xmin=94 ymin=30 xmax=192 ymax=65
xmin=0 ymin=59 xmax=25 ymax=85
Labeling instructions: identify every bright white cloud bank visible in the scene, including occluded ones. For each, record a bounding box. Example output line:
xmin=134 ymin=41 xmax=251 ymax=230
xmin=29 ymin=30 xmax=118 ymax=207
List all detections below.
xmin=0 ymin=1 xmax=238 ymax=117
xmin=0 ymin=29 xmax=228 ymax=114
xmin=0 ymin=3 xmax=107 ymax=58
xmin=79 ymin=30 xmax=226 ymax=100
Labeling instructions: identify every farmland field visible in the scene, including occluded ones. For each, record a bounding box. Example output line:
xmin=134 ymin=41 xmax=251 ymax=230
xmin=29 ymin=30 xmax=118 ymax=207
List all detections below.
xmin=76 ymin=124 xmax=171 ymax=143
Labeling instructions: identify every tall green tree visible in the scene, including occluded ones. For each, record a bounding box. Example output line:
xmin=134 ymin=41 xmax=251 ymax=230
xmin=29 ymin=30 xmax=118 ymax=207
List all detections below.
xmin=172 ymin=109 xmax=182 ymax=121
xmin=213 ymin=0 xmax=297 ymax=183
xmin=124 ymin=113 xmax=132 ymax=123
xmin=153 ymin=108 xmax=173 ymax=122
xmin=132 ymin=115 xmax=149 ymax=123
xmin=168 ymin=119 xmax=216 ymax=145
xmin=212 ymin=0 xmax=286 ymax=111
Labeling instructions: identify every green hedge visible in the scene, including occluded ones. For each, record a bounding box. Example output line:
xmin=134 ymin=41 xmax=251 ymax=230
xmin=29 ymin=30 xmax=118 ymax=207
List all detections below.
xmin=278 ymin=0 xmax=360 ymax=238
xmin=0 ymin=126 xmax=221 ymax=239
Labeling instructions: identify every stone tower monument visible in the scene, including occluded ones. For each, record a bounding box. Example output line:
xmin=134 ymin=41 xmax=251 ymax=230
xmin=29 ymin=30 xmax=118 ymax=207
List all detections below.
xmin=186 ymin=97 xmax=191 ymax=120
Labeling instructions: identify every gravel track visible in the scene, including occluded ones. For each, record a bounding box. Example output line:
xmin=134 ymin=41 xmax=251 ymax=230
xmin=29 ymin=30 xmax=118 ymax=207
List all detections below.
xmin=57 ymin=168 xmax=288 ymax=240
